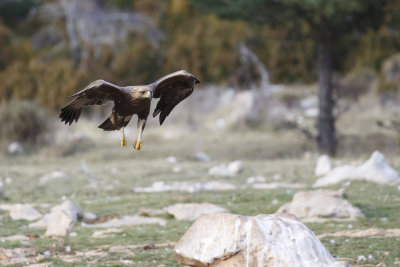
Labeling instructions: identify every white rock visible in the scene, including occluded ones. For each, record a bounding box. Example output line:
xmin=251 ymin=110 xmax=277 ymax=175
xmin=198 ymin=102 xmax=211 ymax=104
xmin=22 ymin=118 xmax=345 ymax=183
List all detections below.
xmin=44 ymin=200 xmax=81 ymax=237
xmin=0 ymin=235 xmax=29 ymax=242
xmin=193 ymin=151 xmax=211 ymax=162
xmin=7 ymin=141 xmax=24 ymax=155
xmin=252 ymin=182 xmax=305 ymax=189
xmin=82 ymin=212 xmax=97 ymax=221
xmin=51 ymin=200 xmax=81 ymax=221
xmin=277 ymin=190 xmax=364 ymax=222
xmin=304 ymin=107 xmax=319 ymax=117
xmin=166 ymin=156 xmax=178 ymax=164
xmin=166 ymin=203 xmax=229 ymax=221
xmin=172 ymin=166 xmax=182 ymax=173
xmin=92 ymin=228 xmax=123 ymax=238
xmin=86 ymin=215 xmax=167 ymax=228
xmin=356 ymin=255 xmax=366 ymax=262
xmin=300 ymin=95 xmax=318 ymax=109
xmin=134 ymin=181 xmax=236 ymax=193
xmin=247 ymin=176 xmax=267 ymax=184
xmin=314 ymin=151 xmax=400 ymax=187
xmin=208 ymin=164 xmax=234 ymax=177
xmin=202 ymin=181 xmax=237 ymax=191
xmin=227 ymin=160 xmax=243 ymax=174
xmin=39 ymin=171 xmax=68 ymax=184
xmin=44 ymin=210 xmax=75 ymax=237
xmin=174 ymin=213 xmax=349 ymax=267
xmin=315 ymin=155 xmax=332 ymax=176
xmin=2 ymin=204 xmax=42 ymax=221
xmin=5 ymin=177 xmax=12 ymax=184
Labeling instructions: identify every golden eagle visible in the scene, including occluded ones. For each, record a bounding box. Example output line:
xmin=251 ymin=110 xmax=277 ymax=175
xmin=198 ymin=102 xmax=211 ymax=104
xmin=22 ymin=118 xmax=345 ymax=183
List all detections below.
xmin=60 ymin=70 xmax=200 ymax=150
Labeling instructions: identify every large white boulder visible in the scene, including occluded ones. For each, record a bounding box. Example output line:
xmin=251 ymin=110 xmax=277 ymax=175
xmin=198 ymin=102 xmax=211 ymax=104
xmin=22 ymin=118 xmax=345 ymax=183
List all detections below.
xmin=315 ymin=155 xmax=332 ymax=176
xmin=174 ymin=213 xmax=348 ymax=267
xmin=166 ymin=203 xmax=229 ymax=221
xmin=277 ymin=190 xmax=364 ymax=222
xmin=314 ymin=151 xmax=400 ymax=187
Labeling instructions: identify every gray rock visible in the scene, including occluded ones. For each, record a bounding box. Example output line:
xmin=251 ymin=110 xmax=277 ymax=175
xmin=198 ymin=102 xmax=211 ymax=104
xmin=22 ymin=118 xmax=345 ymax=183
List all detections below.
xmin=166 ymin=203 xmax=229 ymax=221
xmin=193 ymin=151 xmax=211 ymax=162
xmin=277 ymin=189 xmax=364 ymax=222
xmin=86 ymin=215 xmax=167 ymax=228
xmin=7 ymin=142 xmax=24 ymax=155
xmin=0 ymin=204 xmax=42 ymax=221
xmin=82 ymin=212 xmax=97 ymax=221
xmin=174 ymin=213 xmax=349 ymax=267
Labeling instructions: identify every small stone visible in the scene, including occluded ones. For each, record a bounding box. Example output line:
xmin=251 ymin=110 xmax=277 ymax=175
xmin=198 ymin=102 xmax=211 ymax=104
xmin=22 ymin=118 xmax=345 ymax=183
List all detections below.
xmin=92 ymin=228 xmax=123 ymax=238
xmin=227 ymin=160 xmax=243 ymax=174
xmin=65 ymin=246 xmax=71 ymax=253
xmin=82 ymin=212 xmax=97 ymax=221
xmin=86 ymin=215 xmax=167 ymax=228
xmin=246 ymin=176 xmax=266 ymax=184
xmin=70 ymin=232 xmax=77 ymax=237
xmin=356 ymin=255 xmax=366 ymax=262
xmin=193 ymin=151 xmax=211 ymax=162
xmin=5 ymin=177 xmax=12 ymax=184
xmin=166 ymin=156 xmax=178 ymax=164
xmin=7 ymin=141 xmax=24 ymax=155
xmin=172 ymin=166 xmax=182 ymax=173
xmin=208 ymin=164 xmax=233 ymax=177
xmin=368 ymin=254 xmax=374 ymax=259
xmin=43 ymin=250 xmax=51 ymax=257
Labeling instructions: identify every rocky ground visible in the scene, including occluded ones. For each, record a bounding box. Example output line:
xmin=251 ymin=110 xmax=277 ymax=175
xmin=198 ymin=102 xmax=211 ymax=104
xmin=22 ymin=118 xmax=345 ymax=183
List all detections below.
xmin=1 ymin=85 xmax=400 ymax=266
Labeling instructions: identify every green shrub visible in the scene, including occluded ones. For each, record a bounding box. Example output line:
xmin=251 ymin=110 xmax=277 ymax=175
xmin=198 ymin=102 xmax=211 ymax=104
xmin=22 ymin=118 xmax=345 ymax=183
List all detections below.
xmin=0 ymin=100 xmax=53 ymax=147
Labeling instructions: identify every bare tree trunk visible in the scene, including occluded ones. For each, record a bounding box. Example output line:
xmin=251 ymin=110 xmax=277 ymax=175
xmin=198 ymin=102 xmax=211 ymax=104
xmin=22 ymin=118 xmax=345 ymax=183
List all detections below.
xmin=317 ymin=28 xmax=336 ymax=155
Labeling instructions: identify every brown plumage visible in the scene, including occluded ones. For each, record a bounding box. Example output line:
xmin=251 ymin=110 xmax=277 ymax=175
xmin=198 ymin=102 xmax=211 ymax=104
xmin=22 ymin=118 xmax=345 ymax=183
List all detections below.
xmin=59 ymin=70 xmax=200 ymax=150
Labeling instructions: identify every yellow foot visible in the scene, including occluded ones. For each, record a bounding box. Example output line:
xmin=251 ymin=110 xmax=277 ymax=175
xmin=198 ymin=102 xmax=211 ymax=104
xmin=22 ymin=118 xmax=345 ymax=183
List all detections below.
xmin=120 ymin=138 xmax=127 ymax=147
xmin=134 ymin=140 xmax=142 ymax=150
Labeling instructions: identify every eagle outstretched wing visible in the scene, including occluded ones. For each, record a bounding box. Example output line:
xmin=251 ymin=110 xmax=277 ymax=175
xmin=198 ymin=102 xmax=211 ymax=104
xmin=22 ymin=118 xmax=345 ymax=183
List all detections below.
xmin=150 ymin=70 xmax=200 ymax=125
xmin=60 ymin=80 xmax=126 ymax=125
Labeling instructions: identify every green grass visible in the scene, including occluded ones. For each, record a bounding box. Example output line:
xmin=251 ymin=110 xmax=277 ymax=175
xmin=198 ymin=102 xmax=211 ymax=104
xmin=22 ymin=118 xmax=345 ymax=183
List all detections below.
xmin=1 ymin=127 xmax=400 ymax=266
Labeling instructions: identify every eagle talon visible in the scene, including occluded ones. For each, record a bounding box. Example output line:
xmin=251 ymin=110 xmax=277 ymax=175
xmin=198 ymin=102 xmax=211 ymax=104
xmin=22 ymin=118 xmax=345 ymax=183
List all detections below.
xmin=120 ymin=138 xmax=127 ymax=147
xmin=134 ymin=140 xmax=142 ymax=150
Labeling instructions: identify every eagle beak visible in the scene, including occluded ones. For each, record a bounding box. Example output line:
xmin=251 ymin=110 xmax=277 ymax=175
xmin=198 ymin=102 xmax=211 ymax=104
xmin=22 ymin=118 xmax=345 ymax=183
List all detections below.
xmin=144 ymin=91 xmax=152 ymax=99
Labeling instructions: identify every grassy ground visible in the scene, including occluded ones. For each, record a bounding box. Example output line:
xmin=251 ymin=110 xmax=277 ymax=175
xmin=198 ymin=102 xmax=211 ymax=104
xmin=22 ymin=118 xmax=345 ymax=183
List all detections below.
xmin=0 ymin=123 xmax=400 ymax=266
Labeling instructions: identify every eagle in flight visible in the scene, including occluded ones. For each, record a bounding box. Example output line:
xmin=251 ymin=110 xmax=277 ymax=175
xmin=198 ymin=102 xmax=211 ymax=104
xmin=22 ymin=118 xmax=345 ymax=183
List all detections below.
xmin=60 ymin=70 xmax=200 ymax=150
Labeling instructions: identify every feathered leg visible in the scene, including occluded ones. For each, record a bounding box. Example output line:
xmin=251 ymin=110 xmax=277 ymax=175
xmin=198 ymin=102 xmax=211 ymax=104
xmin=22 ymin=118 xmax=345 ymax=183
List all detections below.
xmin=120 ymin=128 xmax=126 ymax=147
xmin=134 ymin=118 xmax=146 ymax=150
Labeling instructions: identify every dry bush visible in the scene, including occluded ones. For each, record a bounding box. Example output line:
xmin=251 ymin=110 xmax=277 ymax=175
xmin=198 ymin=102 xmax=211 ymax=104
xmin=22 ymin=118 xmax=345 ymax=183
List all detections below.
xmin=0 ymin=100 xmax=53 ymax=147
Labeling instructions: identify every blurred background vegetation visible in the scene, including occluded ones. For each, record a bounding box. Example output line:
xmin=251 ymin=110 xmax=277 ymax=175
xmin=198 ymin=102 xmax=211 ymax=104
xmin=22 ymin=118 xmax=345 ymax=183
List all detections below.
xmin=0 ymin=0 xmax=399 ymax=155
xmin=1 ymin=0 xmax=398 ymax=109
